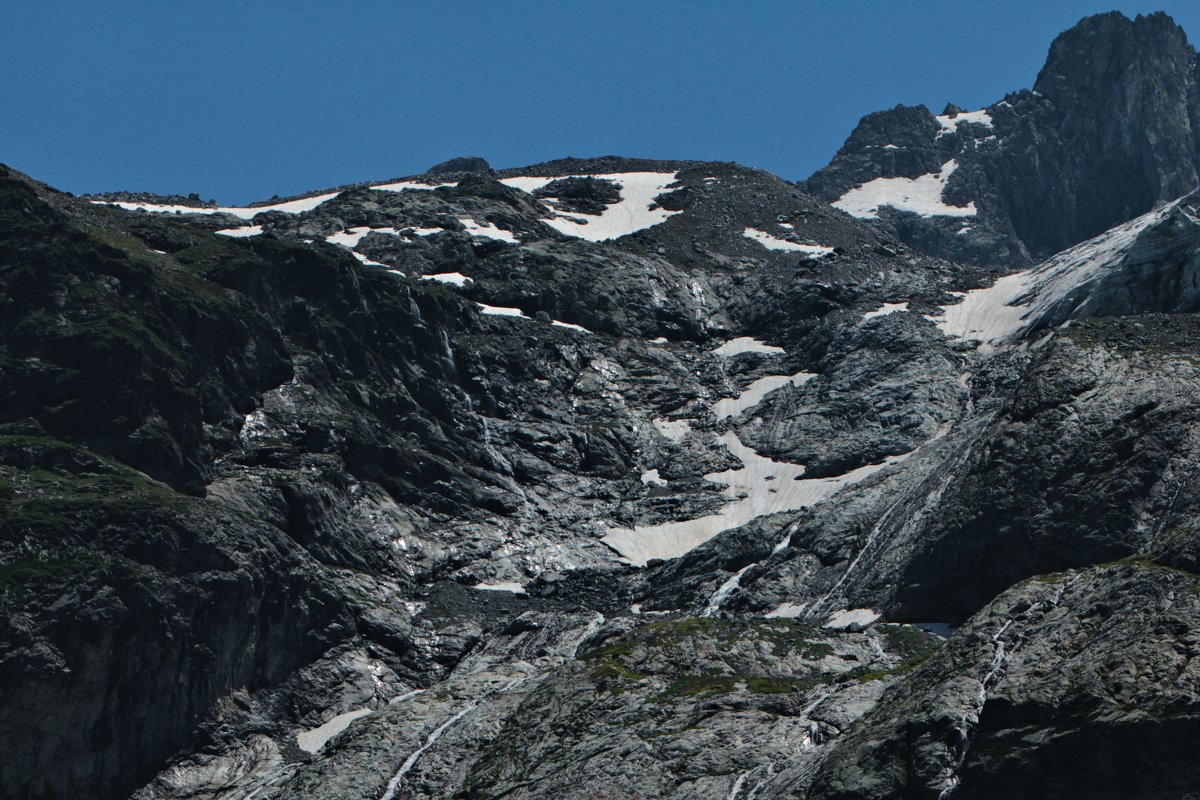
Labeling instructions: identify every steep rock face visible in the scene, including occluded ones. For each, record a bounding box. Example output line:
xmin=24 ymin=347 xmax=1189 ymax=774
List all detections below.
xmin=808 ymin=562 xmax=1200 ymax=800
xmin=808 ymin=11 xmax=1200 ymax=266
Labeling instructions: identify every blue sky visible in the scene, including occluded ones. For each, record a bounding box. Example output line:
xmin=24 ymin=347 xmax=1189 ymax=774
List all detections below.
xmin=4 ymin=1 xmax=1199 ymax=203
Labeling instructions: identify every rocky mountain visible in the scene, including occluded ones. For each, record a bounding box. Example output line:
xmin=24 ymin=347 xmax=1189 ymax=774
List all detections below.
xmin=808 ymin=10 xmax=1200 ymax=267
xmin=6 ymin=10 xmax=1200 ymax=800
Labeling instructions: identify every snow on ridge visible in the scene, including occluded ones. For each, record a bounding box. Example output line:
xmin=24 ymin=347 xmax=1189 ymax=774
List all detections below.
xmin=97 ymin=192 xmax=340 ymax=219
xmin=832 ymin=160 xmax=976 ymax=220
xmin=935 ymin=109 xmax=993 ymax=137
xmin=370 ymin=180 xmax=458 ymax=192
xmin=742 ymin=228 xmax=834 ymax=256
xmin=929 ymin=200 xmax=1178 ymax=349
xmin=499 ymin=172 xmax=682 ymax=242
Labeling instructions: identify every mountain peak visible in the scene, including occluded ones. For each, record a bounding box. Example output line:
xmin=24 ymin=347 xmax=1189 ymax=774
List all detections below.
xmin=808 ymin=10 xmax=1200 ymax=266
xmin=1033 ymin=10 xmax=1194 ymax=105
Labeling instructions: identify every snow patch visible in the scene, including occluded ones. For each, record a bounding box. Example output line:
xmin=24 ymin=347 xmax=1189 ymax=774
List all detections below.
xmin=640 ymin=468 xmax=667 ymax=487
xmin=98 ymin=193 xmax=339 ymax=219
xmin=713 ymin=372 xmax=815 ymax=420
xmin=764 ymin=602 xmax=808 ymax=619
xmin=603 ymin=431 xmax=907 ymax=566
xmin=550 ymin=320 xmax=592 ymax=334
xmin=499 ymin=172 xmax=682 ymax=242
xmin=711 ymin=337 xmax=786 ymax=357
xmin=653 ymin=418 xmax=691 ymax=442
xmin=929 ymin=200 xmax=1176 ymax=349
xmin=935 ymin=109 xmax=993 ymax=137
xmin=832 ymin=160 xmax=976 ymax=220
xmin=824 ymin=608 xmax=880 ymax=629
xmin=458 ymin=217 xmax=518 ymax=243
xmin=421 ymin=272 xmax=472 ymax=286
xmin=296 ymin=708 xmax=374 ymax=753
xmin=473 ymin=582 xmax=527 ymax=595
xmin=476 ymin=303 xmax=529 ymax=319
xmin=743 ymin=227 xmax=834 ymax=256
xmin=216 ymin=225 xmax=263 ymax=238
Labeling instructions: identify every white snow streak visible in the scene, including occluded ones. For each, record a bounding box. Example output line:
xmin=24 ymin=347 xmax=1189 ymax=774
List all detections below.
xmin=472 ymin=581 xmax=527 ymax=595
xmin=742 ymin=228 xmax=834 ymax=256
xmin=929 ymin=200 xmax=1176 ymax=349
xmin=97 ymin=192 xmax=340 ymax=219
xmin=713 ymin=373 xmax=815 ymax=420
xmin=550 ymin=320 xmax=592 ymax=334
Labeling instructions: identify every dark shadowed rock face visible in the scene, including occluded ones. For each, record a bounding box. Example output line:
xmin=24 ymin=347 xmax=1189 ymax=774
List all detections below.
xmin=808 ymin=11 xmax=1200 ymax=267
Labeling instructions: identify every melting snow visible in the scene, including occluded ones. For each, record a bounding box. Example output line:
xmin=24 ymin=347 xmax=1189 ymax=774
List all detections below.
xmin=499 ymin=172 xmax=682 ymax=242
xmin=832 ymin=160 xmax=976 ymax=220
xmin=97 ymin=192 xmax=340 ymax=219
xmin=742 ymin=227 xmax=834 ymax=256
xmin=216 ymin=225 xmax=263 ymax=237
xmin=863 ymin=302 xmax=909 ymax=320
xmin=711 ymin=337 xmax=786 ymax=357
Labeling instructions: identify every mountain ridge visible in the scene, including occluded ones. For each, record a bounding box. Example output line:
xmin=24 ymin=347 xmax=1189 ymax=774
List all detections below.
xmin=7 ymin=10 xmax=1200 ymax=800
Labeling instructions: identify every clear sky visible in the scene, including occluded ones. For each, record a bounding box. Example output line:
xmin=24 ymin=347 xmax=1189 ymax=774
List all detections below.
xmin=4 ymin=1 xmax=1200 ymax=204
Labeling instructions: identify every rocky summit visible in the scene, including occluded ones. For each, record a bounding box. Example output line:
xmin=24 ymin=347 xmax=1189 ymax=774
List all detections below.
xmin=5 ymin=10 xmax=1200 ymax=800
